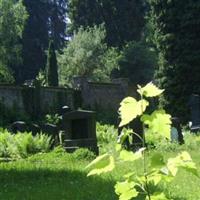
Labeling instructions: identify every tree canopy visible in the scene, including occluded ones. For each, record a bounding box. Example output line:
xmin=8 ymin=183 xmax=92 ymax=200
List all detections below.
xmin=59 ymin=25 xmax=120 ymax=86
xmin=0 ymin=0 xmax=27 ymax=83
xmin=67 ymin=0 xmax=146 ymax=47
xmin=149 ymin=0 xmax=200 ymax=121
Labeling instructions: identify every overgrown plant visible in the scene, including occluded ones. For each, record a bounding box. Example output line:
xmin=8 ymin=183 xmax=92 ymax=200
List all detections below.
xmin=86 ymin=83 xmax=199 ymax=200
xmin=44 ymin=114 xmax=61 ymax=125
xmin=0 ymin=130 xmax=52 ymax=159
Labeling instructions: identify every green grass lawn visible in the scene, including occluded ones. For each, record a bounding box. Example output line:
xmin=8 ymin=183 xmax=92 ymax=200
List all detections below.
xmin=1 ymin=147 xmax=200 ymax=200
xmin=0 ymin=149 xmax=117 ymax=200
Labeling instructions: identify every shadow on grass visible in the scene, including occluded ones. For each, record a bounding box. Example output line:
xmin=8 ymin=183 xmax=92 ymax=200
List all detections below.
xmin=0 ymin=168 xmax=188 ymax=200
xmin=0 ymin=169 xmax=117 ymax=200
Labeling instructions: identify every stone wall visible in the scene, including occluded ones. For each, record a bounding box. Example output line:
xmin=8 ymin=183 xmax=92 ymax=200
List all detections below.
xmin=0 ymin=78 xmax=132 ymax=120
xmin=73 ymin=77 xmax=130 ymax=110
xmin=0 ymin=84 xmax=74 ymax=117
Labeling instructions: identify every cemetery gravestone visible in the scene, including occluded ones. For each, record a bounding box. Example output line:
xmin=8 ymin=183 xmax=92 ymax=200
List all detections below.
xmin=62 ymin=110 xmax=98 ymax=154
xmin=10 ymin=121 xmax=27 ymax=133
xmin=171 ymin=117 xmax=184 ymax=144
xmin=189 ymin=94 xmax=200 ymax=132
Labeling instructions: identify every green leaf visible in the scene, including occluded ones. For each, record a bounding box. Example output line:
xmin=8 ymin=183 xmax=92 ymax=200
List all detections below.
xmin=115 ymin=181 xmax=138 ymax=200
xmin=150 ymin=152 xmax=165 ymax=168
xmin=86 ymin=154 xmax=115 ymax=176
xmin=167 ymin=157 xmax=178 ymax=176
xmin=149 ymin=192 xmax=169 ymax=200
xmin=137 ymin=82 xmax=164 ymax=97
xmin=119 ymin=148 xmax=144 ymax=162
xmin=141 ymin=110 xmax=172 ymax=139
xmin=115 ymin=144 xmax=122 ymax=152
xmin=146 ymin=169 xmax=163 ymax=186
xmin=178 ymin=151 xmax=199 ymax=177
xmin=167 ymin=151 xmax=199 ymax=177
xmin=118 ymin=128 xmax=133 ymax=144
xmin=119 ymin=97 xmax=149 ymax=127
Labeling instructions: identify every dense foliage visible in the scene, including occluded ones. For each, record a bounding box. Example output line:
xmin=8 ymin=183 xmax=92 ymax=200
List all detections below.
xmin=0 ymin=0 xmax=27 ymax=83
xmin=46 ymin=41 xmax=59 ymax=86
xmin=112 ymin=41 xmax=157 ymax=85
xmin=0 ymin=130 xmax=52 ymax=159
xmin=59 ymin=25 xmax=120 ymax=86
xmin=67 ymin=0 xmax=146 ymax=47
xmin=21 ymin=0 xmax=67 ymax=83
xmin=0 ymin=65 xmax=14 ymax=84
xmin=149 ymin=0 xmax=200 ymax=122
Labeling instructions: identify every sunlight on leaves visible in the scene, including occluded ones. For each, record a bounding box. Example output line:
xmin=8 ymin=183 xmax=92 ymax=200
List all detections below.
xmin=167 ymin=151 xmax=198 ymax=177
xmin=86 ymin=153 xmax=115 ymax=176
xmin=119 ymin=148 xmax=144 ymax=162
xmin=115 ymin=181 xmax=138 ymax=200
xmin=141 ymin=110 xmax=172 ymax=139
xmin=119 ymin=97 xmax=149 ymax=127
xmin=137 ymin=82 xmax=164 ymax=97
xmin=150 ymin=152 xmax=165 ymax=168
xmin=149 ymin=192 xmax=169 ymax=200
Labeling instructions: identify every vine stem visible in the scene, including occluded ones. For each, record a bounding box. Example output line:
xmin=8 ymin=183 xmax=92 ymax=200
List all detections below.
xmin=141 ymin=94 xmax=151 ymax=200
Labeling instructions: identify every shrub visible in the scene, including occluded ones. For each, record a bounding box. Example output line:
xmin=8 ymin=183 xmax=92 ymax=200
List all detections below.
xmin=96 ymin=123 xmax=118 ymax=153
xmin=0 ymin=129 xmax=52 ymax=159
xmin=72 ymin=148 xmax=96 ymax=160
xmin=44 ymin=114 xmax=61 ymax=125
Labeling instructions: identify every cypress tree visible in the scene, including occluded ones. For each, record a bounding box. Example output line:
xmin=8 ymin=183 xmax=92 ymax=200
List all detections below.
xmin=149 ymin=0 xmax=200 ymax=122
xmin=46 ymin=41 xmax=59 ymax=87
xmin=21 ymin=0 xmax=67 ymax=83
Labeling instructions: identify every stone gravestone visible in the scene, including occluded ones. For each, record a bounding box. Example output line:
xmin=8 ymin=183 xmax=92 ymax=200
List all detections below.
xmin=62 ymin=110 xmax=98 ymax=154
xmin=171 ymin=117 xmax=184 ymax=144
xmin=189 ymin=94 xmax=200 ymax=132
xmin=10 ymin=121 xmax=27 ymax=133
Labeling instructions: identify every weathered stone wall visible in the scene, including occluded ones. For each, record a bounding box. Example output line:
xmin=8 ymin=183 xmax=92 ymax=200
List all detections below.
xmin=73 ymin=77 xmax=131 ymax=110
xmin=0 ymin=85 xmax=74 ymax=116
xmin=0 ymin=78 xmax=132 ymax=119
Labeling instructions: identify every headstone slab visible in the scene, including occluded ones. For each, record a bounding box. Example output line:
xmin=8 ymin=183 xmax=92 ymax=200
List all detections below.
xmin=62 ymin=110 xmax=98 ymax=154
xmin=171 ymin=117 xmax=184 ymax=144
xmin=62 ymin=110 xmax=96 ymax=139
xmin=189 ymin=94 xmax=200 ymax=126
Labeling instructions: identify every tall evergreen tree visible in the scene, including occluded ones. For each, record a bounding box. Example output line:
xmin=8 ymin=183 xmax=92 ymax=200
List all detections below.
xmin=21 ymin=0 xmax=67 ymax=83
xmin=46 ymin=41 xmax=58 ymax=86
xmin=48 ymin=0 xmax=67 ymax=50
xmin=21 ymin=0 xmax=49 ymax=83
xmin=67 ymin=0 xmax=145 ymax=47
xmin=149 ymin=0 xmax=200 ymax=121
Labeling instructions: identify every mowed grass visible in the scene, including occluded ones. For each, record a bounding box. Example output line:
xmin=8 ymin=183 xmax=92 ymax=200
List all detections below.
xmin=0 ymin=148 xmax=200 ymax=200
xmin=0 ymin=149 xmax=117 ymax=200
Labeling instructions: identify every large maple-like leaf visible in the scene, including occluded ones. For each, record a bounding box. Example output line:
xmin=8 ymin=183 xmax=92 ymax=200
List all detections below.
xmin=119 ymin=97 xmax=149 ymax=127
xmin=137 ymin=82 xmax=164 ymax=97
xmin=141 ymin=110 xmax=172 ymax=139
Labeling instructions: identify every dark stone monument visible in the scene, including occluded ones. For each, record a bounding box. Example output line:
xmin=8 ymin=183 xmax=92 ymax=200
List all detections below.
xmin=171 ymin=117 xmax=184 ymax=144
xmin=29 ymin=123 xmax=41 ymax=136
xmin=10 ymin=121 xmax=27 ymax=133
xmin=61 ymin=105 xmax=71 ymax=115
xmin=41 ymin=123 xmax=59 ymax=146
xmin=62 ymin=110 xmax=98 ymax=154
xmin=189 ymin=94 xmax=200 ymax=132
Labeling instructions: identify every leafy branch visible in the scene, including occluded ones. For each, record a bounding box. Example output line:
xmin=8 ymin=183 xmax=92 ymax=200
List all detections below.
xmin=86 ymin=82 xmax=199 ymax=200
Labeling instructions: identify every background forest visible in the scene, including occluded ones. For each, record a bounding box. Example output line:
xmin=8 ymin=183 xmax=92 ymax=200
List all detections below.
xmin=0 ymin=0 xmax=200 ymax=122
